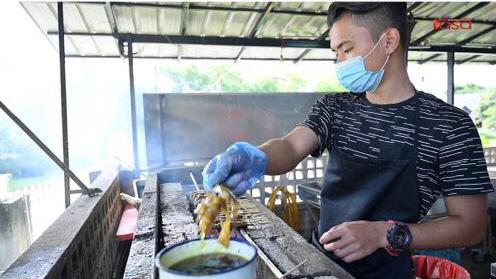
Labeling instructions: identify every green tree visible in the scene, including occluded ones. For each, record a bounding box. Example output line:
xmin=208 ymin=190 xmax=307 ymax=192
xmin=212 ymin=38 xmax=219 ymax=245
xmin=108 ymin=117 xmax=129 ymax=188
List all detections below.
xmin=164 ymin=65 xmax=215 ymax=93
xmin=315 ymin=79 xmax=346 ymax=93
xmin=455 ymin=83 xmax=486 ymax=94
xmin=0 ymin=124 xmax=55 ymax=177
xmin=479 ymin=89 xmax=496 ymax=130
xmin=279 ymin=74 xmax=308 ymax=92
xmin=160 ymin=64 xmax=311 ymax=93
xmin=250 ymin=77 xmax=281 ymax=92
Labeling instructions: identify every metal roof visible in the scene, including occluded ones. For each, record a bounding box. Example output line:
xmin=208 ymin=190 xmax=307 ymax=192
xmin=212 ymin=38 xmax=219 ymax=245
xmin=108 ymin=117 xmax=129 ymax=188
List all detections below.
xmin=21 ymin=2 xmax=496 ymax=64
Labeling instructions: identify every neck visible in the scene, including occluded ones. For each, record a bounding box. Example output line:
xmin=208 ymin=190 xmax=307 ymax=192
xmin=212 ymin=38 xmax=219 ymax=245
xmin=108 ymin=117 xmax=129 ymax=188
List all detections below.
xmin=366 ymin=59 xmax=416 ymax=105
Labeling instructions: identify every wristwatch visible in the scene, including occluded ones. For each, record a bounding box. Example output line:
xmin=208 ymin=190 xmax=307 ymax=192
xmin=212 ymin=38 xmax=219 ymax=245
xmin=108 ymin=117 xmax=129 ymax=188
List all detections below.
xmin=385 ymin=220 xmax=412 ymax=256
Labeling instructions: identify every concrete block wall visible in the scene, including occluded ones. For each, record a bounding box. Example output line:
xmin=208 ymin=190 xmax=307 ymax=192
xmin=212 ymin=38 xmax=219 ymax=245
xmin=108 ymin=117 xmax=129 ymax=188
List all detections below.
xmin=0 ymin=174 xmax=11 ymax=197
xmin=1 ymin=169 xmax=124 ymax=279
xmin=123 ymin=174 xmax=159 ymax=279
xmin=0 ymin=194 xmax=32 ymax=273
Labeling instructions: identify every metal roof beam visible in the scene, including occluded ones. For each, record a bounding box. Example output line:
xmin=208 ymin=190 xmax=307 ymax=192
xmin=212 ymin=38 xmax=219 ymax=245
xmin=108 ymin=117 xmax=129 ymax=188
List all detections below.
xmin=60 ymin=54 xmax=496 ymax=64
xmin=105 ymin=2 xmax=118 ymax=34
xmin=236 ymin=2 xmax=273 ymax=63
xmin=407 ymin=2 xmax=423 ymax=13
xmin=456 ymin=54 xmax=480 ymax=64
xmin=177 ymin=46 xmax=182 ymax=62
xmin=201 ymin=3 xmax=212 ymax=36
xmin=294 ymin=49 xmax=312 ymax=63
xmin=418 ymin=53 xmax=443 ymax=64
xmin=411 ymin=2 xmax=490 ymax=46
xmin=456 ymin=25 xmax=496 ymax=46
xmin=104 ymin=2 xmax=123 ymax=57
xmin=156 ymin=5 xmax=160 ymax=34
xmin=107 ymin=2 xmax=327 ymax=16
xmin=279 ymin=3 xmax=304 ymax=36
xmin=249 ymin=2 xmax=273 ymax=38
xmin=130 ymin=5 xmax=138 ymax=33
xmin=178 ymin=3 xmax=190 ymax=62
xmin=294 ymin=24 xmax=331 ymax=64
xmin=235 ymin=47 xmax=245 ymax=63
xmin=64 ymin=54 xmax=337 ymax=61
xmin=180 ymin=3 xmax=189 ymax=36
xmin=48 ymin=31 xmax=112 ymax=36
xmin=119 ymin=33 xmax=330 ymax=48
xmin=221 ymin=3 xmax=235 ymax=37
xmin=318 ymin=27 xmax=330 ymax=40
xmin=76 ymin=3 xmax=102 ymax=56
xmin=47 ymin=3 xmax=82 ymax=56
xmin=47 ymin=31 xmax=496 ymax=54
xmin=410 ymin=45 xmax=496 ymax=54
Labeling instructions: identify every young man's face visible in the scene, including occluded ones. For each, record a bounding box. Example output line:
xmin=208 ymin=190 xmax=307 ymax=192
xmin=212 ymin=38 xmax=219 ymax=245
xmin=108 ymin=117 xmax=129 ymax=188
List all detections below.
xmin=329 ymin=12 xmax=389 ymax=72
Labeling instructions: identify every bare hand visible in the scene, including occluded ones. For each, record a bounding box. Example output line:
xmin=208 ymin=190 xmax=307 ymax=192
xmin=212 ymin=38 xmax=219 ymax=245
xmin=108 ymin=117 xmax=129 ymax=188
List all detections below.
xmin=319 ymin=221 xmax=390 ymax=263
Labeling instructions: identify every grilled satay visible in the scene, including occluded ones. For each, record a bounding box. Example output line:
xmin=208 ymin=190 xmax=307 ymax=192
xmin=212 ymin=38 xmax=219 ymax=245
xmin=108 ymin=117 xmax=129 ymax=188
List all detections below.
xmin=194 ymin=184 xmax=240 ymax=247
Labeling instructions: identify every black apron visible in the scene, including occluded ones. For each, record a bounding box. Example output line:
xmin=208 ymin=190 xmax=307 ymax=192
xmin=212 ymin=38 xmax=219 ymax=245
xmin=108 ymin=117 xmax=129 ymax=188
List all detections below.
xmin=310 ymin=92 xmax=420 ymax=279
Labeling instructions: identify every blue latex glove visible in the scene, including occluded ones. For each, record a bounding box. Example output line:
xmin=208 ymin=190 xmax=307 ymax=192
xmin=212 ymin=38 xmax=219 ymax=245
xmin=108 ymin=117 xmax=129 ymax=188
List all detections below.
xmin=202 ymin=142 xmax=267 ymax=197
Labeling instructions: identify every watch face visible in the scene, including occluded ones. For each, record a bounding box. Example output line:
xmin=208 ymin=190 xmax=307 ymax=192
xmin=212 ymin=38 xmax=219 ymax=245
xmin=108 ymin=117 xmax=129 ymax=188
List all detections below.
xmin=397 ymin=225 xmax=412 ymax=248
xmin=398 ymin=230 xmax=407 ymax=245
xmin=388 ymin=223 xmax=412 ymax=250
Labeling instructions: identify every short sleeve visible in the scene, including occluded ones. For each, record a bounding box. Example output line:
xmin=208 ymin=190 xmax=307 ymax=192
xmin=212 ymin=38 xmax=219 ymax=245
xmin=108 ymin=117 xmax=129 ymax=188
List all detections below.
xmin=298 ymin=94 xmax=337 ymax=158
xmin=438 ymin=112 xmax=494 ymax=196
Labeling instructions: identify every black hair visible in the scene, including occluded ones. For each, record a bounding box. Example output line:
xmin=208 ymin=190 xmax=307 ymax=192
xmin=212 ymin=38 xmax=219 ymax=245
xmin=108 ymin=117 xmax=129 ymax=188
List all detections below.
xmin=327 ymin=2 xmax=410 ymax=55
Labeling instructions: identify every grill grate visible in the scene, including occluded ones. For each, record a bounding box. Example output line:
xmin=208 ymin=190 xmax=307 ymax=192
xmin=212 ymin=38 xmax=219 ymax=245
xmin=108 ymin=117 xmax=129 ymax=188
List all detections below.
xmin=191 ymin=190 xmax=273 ymax=231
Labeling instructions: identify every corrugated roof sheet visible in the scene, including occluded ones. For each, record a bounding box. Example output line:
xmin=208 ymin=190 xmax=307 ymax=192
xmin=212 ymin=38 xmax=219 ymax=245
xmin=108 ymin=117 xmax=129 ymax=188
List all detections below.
xmin=21 ymin=2 xmax=496 ymax=63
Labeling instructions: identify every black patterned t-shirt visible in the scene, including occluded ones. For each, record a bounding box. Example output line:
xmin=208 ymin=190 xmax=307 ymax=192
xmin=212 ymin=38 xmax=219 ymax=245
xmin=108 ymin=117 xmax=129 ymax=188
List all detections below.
xmin=299 ymin=91 xmax=494 ymax=218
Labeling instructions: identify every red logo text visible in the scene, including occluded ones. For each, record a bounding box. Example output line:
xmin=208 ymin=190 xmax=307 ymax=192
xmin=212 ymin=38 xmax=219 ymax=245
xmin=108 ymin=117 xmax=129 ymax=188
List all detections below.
xmin=433 ymin=17 xmax=472 ymax=31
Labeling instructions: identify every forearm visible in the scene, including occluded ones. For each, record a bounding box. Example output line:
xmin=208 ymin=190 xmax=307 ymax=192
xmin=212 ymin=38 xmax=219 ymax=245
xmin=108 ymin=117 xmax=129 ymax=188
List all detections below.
xmin=408 ymin=215 xmax=485 ymax=250
xmin=373 ymin=195 xmax=489 ymax=252
xmin=375 ymin=215 xmax=485 ymax=251
xmin=258 ymin=138 xmax=301 ymax=175
xmin=373 ymin=216 xmax=486 ymax=254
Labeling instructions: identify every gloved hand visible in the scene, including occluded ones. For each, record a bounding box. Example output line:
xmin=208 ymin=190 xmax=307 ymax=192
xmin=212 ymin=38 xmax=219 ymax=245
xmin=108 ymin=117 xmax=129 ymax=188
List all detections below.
xmin=202 ymin=142 xmax=267 ymax=197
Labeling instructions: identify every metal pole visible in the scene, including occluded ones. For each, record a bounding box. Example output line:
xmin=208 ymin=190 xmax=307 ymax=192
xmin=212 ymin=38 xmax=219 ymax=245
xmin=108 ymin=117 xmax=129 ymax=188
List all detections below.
xmin=57 ymin=2 xmax=71 ymax=208
xmin=447 ymin=51 xmax=455 ymax=105
xmin=128 ymin=38 xmax=139 ymax=171
xmin=0 ymin=102 xmax=97 ymax=196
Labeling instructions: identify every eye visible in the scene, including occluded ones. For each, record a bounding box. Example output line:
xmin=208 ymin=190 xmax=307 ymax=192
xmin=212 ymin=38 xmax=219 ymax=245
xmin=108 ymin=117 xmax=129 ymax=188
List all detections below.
xmin=344 ymin=48 xmax=353 ymax=54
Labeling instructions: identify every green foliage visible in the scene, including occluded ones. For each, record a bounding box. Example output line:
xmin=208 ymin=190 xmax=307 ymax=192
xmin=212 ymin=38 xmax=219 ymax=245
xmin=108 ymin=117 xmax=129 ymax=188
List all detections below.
xmin=160 ymin=64 xmax=345 ymax=93
xmin=316 ymin=79 xmax=346 ymax=93
xmin=165 ymin=65 xmax=215 ymax=93
xmin=0 ymin=125 xmax=54 ymax=178
xmin=478 ymin=89 xmax=496 ymax=131
xmin=478 ymin=128 xmax=496 ymax=147
xmin=455 ymin=83 xmax=486 ymax=94
xmin=480 ymin=134 xmax=490 ymax=147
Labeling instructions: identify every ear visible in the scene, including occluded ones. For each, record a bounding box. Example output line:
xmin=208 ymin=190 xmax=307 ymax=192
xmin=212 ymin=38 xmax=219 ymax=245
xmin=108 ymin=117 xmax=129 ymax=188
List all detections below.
xmin=384 ymin=27 xmax=401 ymax=55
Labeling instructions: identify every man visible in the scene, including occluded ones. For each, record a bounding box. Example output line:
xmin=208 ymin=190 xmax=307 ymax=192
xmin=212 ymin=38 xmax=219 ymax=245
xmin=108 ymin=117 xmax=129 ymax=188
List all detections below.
xmin=202 ymin=3 xmax=494 ymax=278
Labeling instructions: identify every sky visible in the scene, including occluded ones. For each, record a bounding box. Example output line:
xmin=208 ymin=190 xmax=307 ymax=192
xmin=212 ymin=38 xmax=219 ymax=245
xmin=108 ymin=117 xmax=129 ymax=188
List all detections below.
xmin=1 ymin=0 xmax=495 ymax=177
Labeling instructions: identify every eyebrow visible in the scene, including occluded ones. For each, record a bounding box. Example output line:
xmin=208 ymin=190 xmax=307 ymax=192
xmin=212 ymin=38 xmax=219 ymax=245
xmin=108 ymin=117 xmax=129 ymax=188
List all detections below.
xmin=330 ymin=40 xmax=352 ymax=52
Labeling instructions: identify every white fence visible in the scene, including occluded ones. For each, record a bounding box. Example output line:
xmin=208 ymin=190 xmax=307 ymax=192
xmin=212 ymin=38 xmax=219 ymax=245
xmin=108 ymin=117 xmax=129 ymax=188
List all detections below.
xmin=249 ymin=153 xmax=328 ymax=204
xmin=9 ymin=182 xmax=66 ymax=240
xmin=485 ymin=147 xmax=496 ymax=167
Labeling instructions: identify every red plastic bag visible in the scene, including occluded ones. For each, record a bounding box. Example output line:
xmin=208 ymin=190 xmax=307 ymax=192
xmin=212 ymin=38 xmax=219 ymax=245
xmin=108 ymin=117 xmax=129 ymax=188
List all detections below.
xmin=413 ymin=255 xmax=470 ymax=279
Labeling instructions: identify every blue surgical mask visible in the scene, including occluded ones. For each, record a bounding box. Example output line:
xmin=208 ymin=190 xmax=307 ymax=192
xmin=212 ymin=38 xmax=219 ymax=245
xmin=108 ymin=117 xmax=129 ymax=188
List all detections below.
xmin=335 ymin=32 xmax=390 ymax=94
